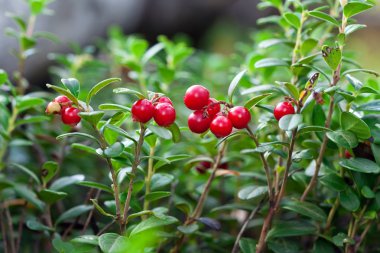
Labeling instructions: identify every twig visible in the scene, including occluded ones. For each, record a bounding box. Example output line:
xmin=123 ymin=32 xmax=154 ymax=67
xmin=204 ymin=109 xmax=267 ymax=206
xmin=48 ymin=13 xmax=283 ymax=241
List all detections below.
xmin=97 ymin=220 xmax=116 ymax=236
xmin=0 ymin=210 xmax=9 ymax=253
xmin=5 ymin=207 xmax=16 ymax=253
xmin=231 ymin=197 xmax=267 ymax=253
xmin=354 ymin=221 xmax=372 ymax=252
xmin=81 ymin=189 xmax=101 ymax=234
xmin=15 ymin=201 xmax=28 ymax=252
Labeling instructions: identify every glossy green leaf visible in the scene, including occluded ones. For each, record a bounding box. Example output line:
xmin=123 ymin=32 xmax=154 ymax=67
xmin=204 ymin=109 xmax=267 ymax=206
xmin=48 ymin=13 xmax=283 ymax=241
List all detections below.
xmin=267 ymin=221 xmax=317 ymax=240
xmin=322 ymin=46 xmax=342 ymax=70
xmin=46 ymin=84 xmax=79 ymax=106
xmin=345 ymin=24 xmax=366 ymax=35
xmin=129 ymin=215 xmax=178 ymax=237
xmin=16 ymin=97 xmax=45 ymax=113
xmin=79 ymin=111 xmax=104 ymax=125
xmin=56 ymin=132 xmax=100 ymax=145
xmin=342 ymin=68 xmax=379 ymax=77
xmin=14 ymin=184 xmax=45 ymax=211
xmin=113 ymin=88 xmax=145 ymax=99
xmin=0 ymin=69 xmax=8 ymax=84
xmin=345 ymin=74 xmax=363 ymax=90
xmin=16 ymin=116 xmax=50 ymax=126
xmin=55 ymin=205 xmax=93 ymax=225
xmin=326 ymin=130 xmax=358 ymax=149
xmin=343 ymin=2 xmax=374 ymax=18
xmin=332 ymin=233 xmax=355 ymax=247
xmin=238 ymin=186 xmax=268 ymax=200
xmin=283 ymin=12 xmax=301 ymax=29
xmin=283 ymin=200 xmax=327 ymax=222
xmin=279 ymin=114 xmax=303 ymax=131
xmin=320 ymin=173 xmax=347 ymax=191
xmin=341 ymin=112 xmax=371 ymax=139
xmin=297 ymin=126 xmax=331 ymax=135
xmin=361 ymin=186 xmax=375 ymax=198
xmin=98 ymin=233 xmax=127 ymax=253
xmin=147 ymin=125 xmax=172 ymax=140
xmin=61 ymin=78 xmax=80 ymax=97
xmin=244 ymin=93 xmax=272 ymax=110
xmin=356 ymin=100 xmax=380 ymax=112
xmin=308 ymin=10 xmax=340 ymax=27
xmin=150 ymin=173 xmax=175 ymax=190
xmin=38 ymin=189 xmax=68 ymax=204
xmin=77 ymin=181 xmax=113 ymax=194
xmin=41 ymin=161 xmax=58 ymax=186
xmin=239 ymin=238 xmax=257 ymax=253
xmin=255 ymin=58 xmax=289 ymax=68
xmin=340 ymin=158 xmax=380 ymax=174
xmin=11 ymin=163 xmax=40 ymax=185
xmin=71 ymin=235 xmax=99 ymax=246
xmin=105 ymin=124 xmax=137 ymax=145
xmin=142 ymin=43 xmax=164 ymax=64
xmin=228 ymin=69 xmax=247 ymax=103
xmin=50 ymin=174 xmax=85 ymax=191
xmin=98 ymin=103 xmax=131 ymax=112
xmin=167 ymin=122 xmax=181 ymax=143
xmin=104 ymin=142 xmax=124 ymax=158
xmin=340 ymin=188 xmax=360 ymax=211
xmin=26 ymin=219 xmax=54 ymax=232
xmin=145 ymin=191 xmax=171 ymax=202
xmin=177 ymin=224 xmax=199 ymax=234
xmin=154 ymin=154 xmax=190 ymax=170
xmin=71 ymin=143 xmax=98 ymax=155
xmin=86 ymin=78 xmax=121 ymax=106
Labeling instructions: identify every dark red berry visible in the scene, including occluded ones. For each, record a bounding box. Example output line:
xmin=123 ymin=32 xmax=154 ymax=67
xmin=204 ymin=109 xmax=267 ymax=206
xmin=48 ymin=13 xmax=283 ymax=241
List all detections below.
xmin=184 ymin=85 xmax=210 ymax=110
xmin=228 ymin=106 xmax=251 ymax=129
xmin=206 ymin=98 xmax=220 ymax=117
xmin=188 ymin=110 xmax=211 ymax=134
xmin=45 ymin=101 xmax=61 ymax=115
xmin=344 ymin=150 xmax=352 ymax=159
xmin=219 ymin=162 xmax=228 ymax=170
xmin=210 ymin=115 xmax=233 ymax=138
xmin=131 ymin=99 xmax=155 ymax=123
xmin=54 ymin=95 xmax=72 ymax=106
xmin=157 ymin=96 xmax=173 ymax=106
xmin=61 ymin=107 xmax=81 ymax=126
xmin=154 ymin=103 xmax=176 ymax=127
xmin=195 ymin=161 xmax=212 ymax=174
xmin=273 ymin=101 xmax=295 ymax=121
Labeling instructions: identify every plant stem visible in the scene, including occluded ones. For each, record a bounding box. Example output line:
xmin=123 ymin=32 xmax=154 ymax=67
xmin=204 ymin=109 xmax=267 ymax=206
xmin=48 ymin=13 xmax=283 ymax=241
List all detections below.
xmin=325 ymin=196 xmax=340 ymax=232
xmin=231 ymin=197 xmax=267 ymax=253
xmin=122 ymin=124 xmax=146 ymax=231
xmin=354 ymin=221 xmax=372 ymax=252
xmin=5 ymin=207 xmax=16 ymax=253
xmin=170 ymin=142 xmax=227 ymax=253
xmin=143 ymin=146 xmax=155 ymax=212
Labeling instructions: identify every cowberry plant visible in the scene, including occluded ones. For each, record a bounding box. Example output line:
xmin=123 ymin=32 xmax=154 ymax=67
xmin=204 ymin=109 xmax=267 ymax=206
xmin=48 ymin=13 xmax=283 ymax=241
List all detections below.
xmin=1 ymin=0 xmax=380 ymax=252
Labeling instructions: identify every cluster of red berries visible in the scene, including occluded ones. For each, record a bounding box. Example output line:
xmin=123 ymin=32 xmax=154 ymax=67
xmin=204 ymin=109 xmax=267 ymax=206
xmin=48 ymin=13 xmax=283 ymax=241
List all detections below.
xmin=184 ymin=85 xmax=251 ymax=138
xmin=131 ymin=96 xmax=176 ymax=127
xmin=45 ymin=95 xmax=81 ymax=126
xmin=195 ymin=161 xmax=228 ymax=174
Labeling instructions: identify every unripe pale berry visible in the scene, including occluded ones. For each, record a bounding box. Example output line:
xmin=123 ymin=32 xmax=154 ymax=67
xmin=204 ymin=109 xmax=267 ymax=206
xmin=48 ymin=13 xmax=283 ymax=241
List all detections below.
xmin=45 ymin=101 xmax=61 ymax=115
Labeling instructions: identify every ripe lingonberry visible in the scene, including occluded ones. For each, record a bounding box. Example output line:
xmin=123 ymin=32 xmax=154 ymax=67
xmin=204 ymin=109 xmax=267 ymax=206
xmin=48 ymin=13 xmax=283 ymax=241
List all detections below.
xmin=157 ymin=96 xmax=173 ymax=106
xmin=273 ymin=101 xmax=295 ymax=121
xmin=344 ymin=150 xmax=352 ymax=159
xmin=188 ymin=110 xmax=211 ymax=134
xmin=45 ymin=101 xmax=61 ymax=115
xmin=228 ymin=106 xmax=251 ymax=129
xmin=206 ymin=98 xmax=220 ymax=117
xmin=195 ymin=161 xmax=212 ymax=174
xmin=210 ymin=115 xmax=233 ymax=138
xmin=61 ymin=107 xmax=81 ymax=126
xmin=54 ymin=95 xmax=72 ymax=106
xmin=131 ymin=99 xmax=155 ymax=123
xmin=154 ymin=102 xmax=176 ymax=127
xmin=184 ymin=85 xmax=210 ymax=110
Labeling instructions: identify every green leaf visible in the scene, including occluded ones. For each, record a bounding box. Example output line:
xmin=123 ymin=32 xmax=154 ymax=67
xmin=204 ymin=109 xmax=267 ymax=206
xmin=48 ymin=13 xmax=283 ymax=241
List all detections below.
xmin=359 ymin=86 xmax=379 ymax=95
xmin=238 ymin=186 xmax=268 ymax=200
xmin=16 ymin=97 xmax=45 ymax=113
xmin=255 ymin=58 xmax=289 ymax=68
xmin=98 ymin=103 xmax=130 ymax=112
xmin=284 ymin=83 xmax=299 ymax=100
xmin=142 ymin=43 xmax=164 ymax=64
xmin=356 ymin=100 xmax=380 ymax=112
xmin=55 ymin=205 xmax=93 ymax=226
xmin=326 ymin=130 xmax=358 ymax=149
xmin=21 ymin=35 xmax=36 ymax=50
xmin=147 ymin=125 xmax=172 ymax=140
xmin=308 ymin=10 xmax=340 ymax=27
xmin=297 ymin=126 xmax=332 ymax=136
xmin=0 ymin=69 xmax=9 ymax=84
xmin=98 ymin=233 xmax=127 ymax=253
xmin=332 ymin=233 xmax=355 ymax=247
xmin=14 ymin=184 xmax=45 ymax=211
xmin=342 ymin=68 xmax=379 ymax=77
xmin=113 ymin=88 xmax=145 ymax=99
xmin=341 ymin=112 xmax=371 ymax=139
xmin=177 ymin=224 xmax=199 ymax=234
xmin=91 ymin=199 xmax=115 ymax=218
xmin=283 ymin=200 xmax=327 ymax=222
xmin=154 ymin=154 xmax=190 ymax=170
xmin=279 ymin=114 xmax=303 ymax=131
xmin=320 ymin=173 xmax=347 ymax=191
xmin=340 ymin=158 xmax=380 ymax=174
xmin=61 ymin=78 xmax=80 ymax=97
xmin=26 ymin=218 xmax=54 ymax=232
xmin=71 ymin=235 xmax=99 ymax=246
xmin=239 ymin=238 xmax=256 ymax=253
xmin=38 ymin=189 xmax=68 ymax=204
xmin=145 ymin=191 xmax=171 ymax=202
xmin=228 ymin=69 xmax=247 ymax=103
xmin=50 ymin=174 xmax=85 ymax=191
xmin=322 ymin=46 xmax=342 ymax=70
xmin=345 ymin=74 xmax=363 ymax=90
xmin=41 ymin=161 xmax=58 ymax=186
xmin=340 ymin=188 xmax=360 ymax=211
xmin=300 ymin=39 xmax=318 ymax=56
xmin=343 ymin=2 xmax=374 ymax=18
xmin=167 ymin=123 xmax=181 ymax=143
xmin=283 ymin=12 xmax=301 ymax=29
xmin=86 ymin=78 xmax=121 ymax=106
xmin=77 ymin=181 xmax=113 ymax=194
xmin=244 ymin=93 xmax=272 ymax=110
xmin=79 ymin=111 xmax=104 ymax=125
xmin=345 ymin=24 xmax=366 ymax=35
xmin=258 ymin=39 xmax=294 ymax=49
xmin=71 ymin=143 xmax=98 ymax=155
xmin=46 ymin=84 xmax=79 ymax=106
xmin=11 ymin=163 xmax=40 ymax=185
xmin=104 ymin=142 xmax=124 ymax=158
xmin=150 ymin=173 xmax=175 ymax=190
xmin=105 ymin=125 xmax=137 ymax=145
xmin=56 ymin=132 xmax=100 ymax=145
xmin=266 ymin=221 xmax=317 ymax=240
xmin=129 ymin=215 xmax=178 ymax=237
xmin=16 ymin=116 xmax=50 ymax=126
xmin=361 ymin=186 xmax=375 ymax=198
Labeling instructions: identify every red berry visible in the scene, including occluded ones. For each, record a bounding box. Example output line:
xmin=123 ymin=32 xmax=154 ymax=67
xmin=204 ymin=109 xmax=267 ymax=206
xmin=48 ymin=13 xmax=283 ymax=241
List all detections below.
xmin=219 ymin=162 xmax=228 ymax=170
xmin=206 ymin=98 xmax=220 ymax=117
xmin=61 ymin=107 xmax=81 ymax=126
xmin=154 ymin=103 xmax=176 ymax=127
xmin=54 ymin=95 xmax=72 ymax=106
xmin=184 ymin=85 xmax=210 ymax=110
xmin=228 ymin=106 xmax=251 ymax=129
xmin=157 ymin=96 xmax=173 ymax=106
xmin=273 ymin=101 xmax=295 ymax=121
xmin=188 ymin=110 xmax=211 ymax=134
xmin=210 ymin=115 xmax=233 ymax=138
xmin=131 ymin=99 xmax=155 ymax=123
xmin=195 ymin=161 xmax=212 ymax=174
xmin=45 ymin=101 xmax=61 ymax=115
xmin=344 ymin=150 xmax=352 ymax=159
